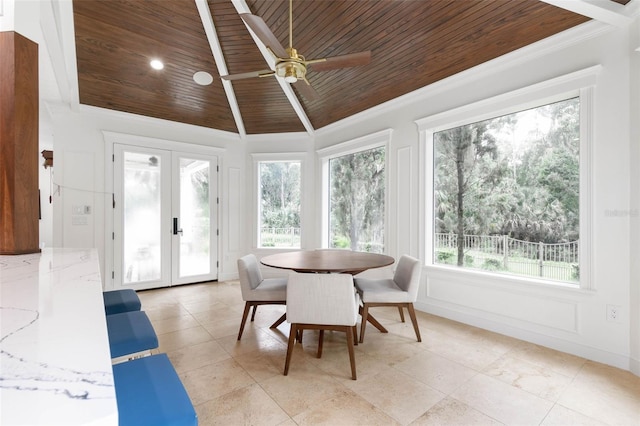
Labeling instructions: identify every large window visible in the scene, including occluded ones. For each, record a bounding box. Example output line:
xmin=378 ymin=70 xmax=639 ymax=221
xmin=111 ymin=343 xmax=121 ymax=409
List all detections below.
xmin=432 ymin=97 xmax=580 ymax=283
xmin=257 ymin=160 xmax=301 ymax=248
xmin=328 ymin=146 xmax=386 ymax=252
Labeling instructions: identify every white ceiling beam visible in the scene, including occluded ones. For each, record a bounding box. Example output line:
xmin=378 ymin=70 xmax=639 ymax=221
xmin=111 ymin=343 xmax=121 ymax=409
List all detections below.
xmin=195 ymin=0 xmax=246 ymax=138
xmin=539 ymin=0 xmax=633 ymax=28
xmin=231 ymin=0 xmax=315 ymax=135
xmin=39 ymin=0 xmax=71 ymax=104
xmin=47 ymin=0 xmax=81 ymax=111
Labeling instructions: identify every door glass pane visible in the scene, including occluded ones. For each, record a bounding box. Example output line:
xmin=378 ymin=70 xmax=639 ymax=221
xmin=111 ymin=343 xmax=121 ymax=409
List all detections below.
xmin=123 ymin=152 xmax=162 ymax=283
xmin=179 ymin=158 xmax=210 ymax=277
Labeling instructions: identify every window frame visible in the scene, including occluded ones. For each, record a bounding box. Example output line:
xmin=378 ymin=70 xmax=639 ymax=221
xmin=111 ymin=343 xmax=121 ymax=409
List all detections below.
xmin=252 ymin=152 xmax=305 ymax=250
xmin=317 ymin=129 xmax=392 ymax=251
xmin=416 ymin=66 xmax=599 ymax=289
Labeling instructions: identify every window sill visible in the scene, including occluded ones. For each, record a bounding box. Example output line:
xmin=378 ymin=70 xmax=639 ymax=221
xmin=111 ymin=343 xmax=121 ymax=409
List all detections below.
xmin=424 ymin=263 xmax=594 ymax=297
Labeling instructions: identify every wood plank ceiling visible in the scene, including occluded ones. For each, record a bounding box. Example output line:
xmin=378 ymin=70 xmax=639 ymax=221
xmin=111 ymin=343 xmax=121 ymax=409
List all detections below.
xmin=72 ymin=0 xmax=605 ymax=135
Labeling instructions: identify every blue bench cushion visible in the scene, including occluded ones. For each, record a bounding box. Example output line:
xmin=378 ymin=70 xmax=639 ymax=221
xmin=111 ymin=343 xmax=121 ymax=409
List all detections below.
xmin=103 ymin=289 xmax=141 ymax=315
xmin=106 ymin=311 xmax=158 ymax=359
xmin=113 ymin=354 xmax=197 ymax=426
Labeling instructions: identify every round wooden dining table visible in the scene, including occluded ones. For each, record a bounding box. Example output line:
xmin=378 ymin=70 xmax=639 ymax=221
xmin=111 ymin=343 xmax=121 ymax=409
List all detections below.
xmin=260 ymin=250 xmax=395 ymax=334
xmin=260 ymin=249 xmax=394 ymax=275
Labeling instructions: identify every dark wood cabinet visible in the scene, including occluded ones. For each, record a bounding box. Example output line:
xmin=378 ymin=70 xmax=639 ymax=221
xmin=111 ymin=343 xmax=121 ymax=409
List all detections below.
xmin=0 ymin=31 xmax=39 ymax=254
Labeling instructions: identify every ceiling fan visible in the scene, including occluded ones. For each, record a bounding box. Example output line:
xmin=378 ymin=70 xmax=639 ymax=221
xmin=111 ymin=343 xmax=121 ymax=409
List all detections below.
xmin=221 ymin=0 xmax=372 ymax=101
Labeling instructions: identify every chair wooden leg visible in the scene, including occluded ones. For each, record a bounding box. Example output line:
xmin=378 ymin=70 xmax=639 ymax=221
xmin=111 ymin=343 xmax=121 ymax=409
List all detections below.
xmin=407 ymin=303 xmax=422 ymax=342
xmin=352 ymin=325 xmax=358 ymax=346
xmin=284 ymin=324 xmax=297 ymax=376
xmin=250 ymin=305 xmax=258 ymax=321
xmin=359 ymin=304 xmax=369 ymax=343
xmin=346 ymin=325 xmax=357 ymax=380
xmin=398 ymin=306 xmax=405 ymax=322
xmin=270 ymin=313 xmax=287 ymax=329
xmin=317 ymin=330 xmax=324 ymax=358
xmin=237 ymin=302 xmax=252 ymax=340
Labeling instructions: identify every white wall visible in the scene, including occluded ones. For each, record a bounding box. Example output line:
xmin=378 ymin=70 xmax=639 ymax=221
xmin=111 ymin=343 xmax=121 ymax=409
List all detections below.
xmin=28 ymin=0 xmax=639 ymax=374
xmin=629 ymin=17 xmax=640 ymax=376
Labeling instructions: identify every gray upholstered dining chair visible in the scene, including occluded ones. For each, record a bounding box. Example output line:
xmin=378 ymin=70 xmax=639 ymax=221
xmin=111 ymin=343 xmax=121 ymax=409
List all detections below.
xmin=237 ymin=254 xmax=287 ymax=340
xmin=354 ymin=254 xmax=422 ymax=343
xmin=284 ymin=272 xmax=360 ymax=380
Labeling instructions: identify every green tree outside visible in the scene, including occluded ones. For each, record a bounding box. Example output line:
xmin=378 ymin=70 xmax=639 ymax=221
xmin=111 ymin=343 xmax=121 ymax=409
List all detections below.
xmin=329 ymin=147 xmax=385 ymax=252
xmin=434 ymin=97 xmax=580 ymax=277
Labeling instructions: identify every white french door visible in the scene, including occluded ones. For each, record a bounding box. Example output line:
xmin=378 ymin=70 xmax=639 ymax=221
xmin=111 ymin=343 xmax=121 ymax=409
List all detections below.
xmin=113 ymin=144 xmax=218 ymax=290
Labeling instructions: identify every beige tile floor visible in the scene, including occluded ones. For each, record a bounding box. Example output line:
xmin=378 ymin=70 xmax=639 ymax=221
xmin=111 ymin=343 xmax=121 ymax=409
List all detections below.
xmin=139 ymin=281 xmax=640 ymax=426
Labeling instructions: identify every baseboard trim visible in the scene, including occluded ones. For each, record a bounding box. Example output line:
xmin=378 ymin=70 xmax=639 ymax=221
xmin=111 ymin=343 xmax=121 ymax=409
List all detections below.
xmin=415 ymin=301 xmax=637 ymax=376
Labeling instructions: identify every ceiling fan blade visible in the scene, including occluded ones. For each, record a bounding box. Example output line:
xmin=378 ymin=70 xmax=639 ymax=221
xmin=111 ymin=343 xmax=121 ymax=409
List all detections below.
xmin=221 ymin=69 xmax=274 ymax=81
xmin=294 ymin=79 xmax=318 ymax=101
xmin=240 ymin=13 xmax=289 ymax=59
xmin=307 ymin=51 xmax=372 ymax=72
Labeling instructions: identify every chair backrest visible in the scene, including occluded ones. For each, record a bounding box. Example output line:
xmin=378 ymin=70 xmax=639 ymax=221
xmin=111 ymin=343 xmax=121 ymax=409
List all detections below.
xmin=237 ymin=254 xmax=264 ymax=298
xmin=393 ymin=255 xmax=422 ymax=300
xmin=286 ymin=272 xmax=358 ymax=326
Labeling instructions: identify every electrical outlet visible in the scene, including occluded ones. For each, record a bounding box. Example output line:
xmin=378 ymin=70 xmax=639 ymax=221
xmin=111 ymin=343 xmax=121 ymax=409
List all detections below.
xmin=606 ymin=304 xmax=622 ymax=323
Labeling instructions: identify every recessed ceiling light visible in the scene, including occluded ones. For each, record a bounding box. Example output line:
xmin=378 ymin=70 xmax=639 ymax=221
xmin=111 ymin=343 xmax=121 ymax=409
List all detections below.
xmin=150 ymin=59 xmax=164 ymax=70
xmin=193 ymin=71 xmax=213 ymax=86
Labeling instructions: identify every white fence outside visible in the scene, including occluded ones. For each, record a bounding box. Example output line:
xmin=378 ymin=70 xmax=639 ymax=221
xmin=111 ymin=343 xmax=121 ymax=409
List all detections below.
xmin=435 ymin=233 xmax=579 ymax=282
xmin=260 ymin=227 xmax=301 ymax=248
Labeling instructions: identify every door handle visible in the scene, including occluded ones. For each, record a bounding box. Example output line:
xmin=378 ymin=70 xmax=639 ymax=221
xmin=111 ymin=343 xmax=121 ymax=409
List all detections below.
xmin=173 ymin=217 xmax=183 ymax=235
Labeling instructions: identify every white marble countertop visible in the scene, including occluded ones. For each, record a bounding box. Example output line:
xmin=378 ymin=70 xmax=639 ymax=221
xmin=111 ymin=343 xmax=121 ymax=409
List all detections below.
xmin=0 ymin=248 xmax=117 ymax=425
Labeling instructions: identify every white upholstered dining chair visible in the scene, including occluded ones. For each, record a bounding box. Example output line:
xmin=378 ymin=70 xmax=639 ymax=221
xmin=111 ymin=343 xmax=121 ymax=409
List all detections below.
xmin=284 ymin=272 xmax=360 ymax=380
xmin=237 ymin=254 xmax=287 ymax=340
xmin=354 ymin=254 xmax=422 ymax=343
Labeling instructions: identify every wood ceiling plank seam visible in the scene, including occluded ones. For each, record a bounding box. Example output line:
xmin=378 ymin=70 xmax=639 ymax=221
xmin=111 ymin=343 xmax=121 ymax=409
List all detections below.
xmin=78 ymin=72 xmax=225 ymax=107
xmin=364 ymin=1 xmax=541 ymax=80
xmin=212 ymin=1 xmax=270 ymax=75
xmin=76 ymin=68 xmax=233 ymax=110
xmin=312 ymin=1 xmax=452 ymax=53
xmin=302 ymin=2 xmax=483 ymax=94
xmin=249 ymin=0 xmax=289 ymax=35
xmin=73 ymin=17 xmax=216 ymax=72
xmin=370 ymin=4 xmax=465 ymax=46
xmin=422 ymin=5 xmax=584 ymax=64
xmin=291 ymin=3 xmax=385 ymax=58
xmin=382 ymin=15 xmax=587 ymax=91
xmin=74 ymin=0 xmax=203 ymax=28
xmin=78 ymin=80 xmax=237 ymax=132
xmin=484 ymin=9 xmax=590 ymax=51
xmin=301 ymin=15 xmax=438 ymax=93
xmin=232 ymin=75 xmax=307 ymax=133
xmin=308 ymin=4 xmax=437 ymax=56
xmin=285 ymin=2 xmax=361 ymax=53
xmin=75 ymin=49 xmax=218 ymax=93
xmin=403 ymin=1 xmax=514 ymax=50
xmin=74 ymin=2 xmax=210 ymax=49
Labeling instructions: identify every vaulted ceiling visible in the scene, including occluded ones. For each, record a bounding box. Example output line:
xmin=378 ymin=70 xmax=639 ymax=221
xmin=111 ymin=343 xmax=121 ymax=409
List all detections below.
xmin=71 ymin=0 xmax=632 ymax=136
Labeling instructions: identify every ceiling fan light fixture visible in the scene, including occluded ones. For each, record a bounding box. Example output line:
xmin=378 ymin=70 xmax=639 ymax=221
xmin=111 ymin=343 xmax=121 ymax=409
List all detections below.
xmin=276 ymin=61 xmax=305 ymax=83
xmin=284 ymin=65 xmax=298 ymax=83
